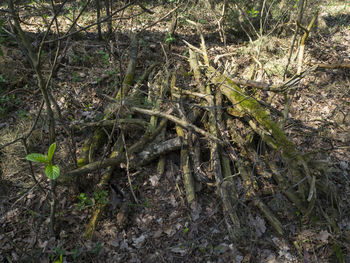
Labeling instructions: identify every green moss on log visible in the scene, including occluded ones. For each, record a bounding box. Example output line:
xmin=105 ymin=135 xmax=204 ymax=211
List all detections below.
xmin=209 ymin=68 xmax=299 ymax=161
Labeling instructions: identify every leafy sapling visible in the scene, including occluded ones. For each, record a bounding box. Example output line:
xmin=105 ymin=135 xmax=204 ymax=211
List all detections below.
xmin=26 ymin=142 xmax=59 ymax=236
xmin=26 ymin=142 xmax=60 ymax=180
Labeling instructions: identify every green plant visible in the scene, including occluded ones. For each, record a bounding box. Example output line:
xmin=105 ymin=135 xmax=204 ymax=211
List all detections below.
xmin=98 ymin=49 xmax=109 ymax=65
xmin=57 ymin=211 xmax=63 ymax=216
xmin=55 ymin=246 xmax=66 ymax=256
xmin=77 ymin=190 xmax=108 ymax=209
xmin=77 ymin=193 xmax=93 ymax=209
xmin=143 ymin=198 xmax=150 ymax=208
xmin=143 ymin=97 xmax=151 ymax=107
xmin=293 ymin=0 xmax=299 ymax=8
xmin=82 ymin=54 xmax=92 ymax=63
xmin=83 ymin=103 xmax=91 ymax=111
xmin=0 ymin=92 xmax=22 ymax=116
xmin=72 ymin=247 xmax=81 ymax=260
xmin=107 ymin=69 xmax=118 ymax=76
xmin=18 ymin=109 xmax=28 ymax=120
xmin=128 ymin=198 xmax=151 ymax=209
xmin=183 ymin=227 xmax=189 ymax=235
xmin=73 ymin=54 xmax=92 ymax=65
xmin=26 ymin=142 xmax=60 ymax=180
xmin=165 ymin=33 xmax=175 ymax=44
xmin=49 ymin=246 xmax=65 ymax=263
xmin=247 ymin=8 xmax=259 ymax=18
xmin=28 ymin=210 xmax=36 ymax=217
xmin=54 ymin=254 xmax=63 ymax=263
xmin=94 ymin=190 xmax=108 ymax=205
xmin=0 ymin=93 xmax=19 ymax=105
xmin=72 ymin=72 xmax=81 ymax=83
xmin=333 ymin=243 xmax=344 ymax=263
xmin=91 ymin=242 xmax=102 ymax=254
xmin=199 ymin=247 xmax=206 ymax=253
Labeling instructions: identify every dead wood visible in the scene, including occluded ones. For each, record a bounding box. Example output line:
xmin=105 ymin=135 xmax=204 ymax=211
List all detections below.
xmin=179 ymin=20 xmax=333 ymax=236
xmin=66 ymin=117 xmax=169 ymax=177
xmin=297 ymin=12 xmax=318 ymax=74
xmin=78 ymin=34 xmax=139 ymax=168
xmin=170 ymin=78 xmax=196 ymax=204
xmin=73 ymin=118 xmax=148 ymax=130
xmin=314 ymin=63 xmax=350 ymax=69
xmin=189 ymin=38 xmax=243 ymax=240
xmin=131 ymin=107 xmax=222 ymax=144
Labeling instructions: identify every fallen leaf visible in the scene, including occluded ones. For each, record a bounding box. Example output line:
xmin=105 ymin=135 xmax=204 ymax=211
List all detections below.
xmin=316 ymin=230 xmax=331 ymax=242
xmin=132 ymin=234 xmax=147 ymax=248
xmin=153 ymin=229 xmax=163 ymax=238
xmin=190 ymin=202 xmax=201 ymax=221
xmin=171 ymin=246 xmax=187 ymax=255
xmin=149 ymin=174 xmax=160 ymax=186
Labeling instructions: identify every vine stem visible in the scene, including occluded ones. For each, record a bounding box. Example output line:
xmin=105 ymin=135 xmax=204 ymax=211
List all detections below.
xmin=49 ymin=179 xmax=57 ymax=237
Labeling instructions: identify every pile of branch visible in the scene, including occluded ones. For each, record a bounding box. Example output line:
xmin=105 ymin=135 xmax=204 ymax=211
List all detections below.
xmin=65 ymin=26 xmax=336 ymax=241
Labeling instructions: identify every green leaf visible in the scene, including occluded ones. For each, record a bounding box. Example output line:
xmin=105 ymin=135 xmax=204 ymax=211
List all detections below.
xmin=47 ymin=142 xmax=56 ymax=161
xmin=45 ymin=165 xmax=60 ymax=180
xmin=183 ymin=227 xmax=189 ymax=235
xmin=26 ymin=153 xmax=48 ymax=163
xmin=54 ymin=254 xmax=63 ymax=263
xmin=333 ymin=243 xmax=344 ymax=262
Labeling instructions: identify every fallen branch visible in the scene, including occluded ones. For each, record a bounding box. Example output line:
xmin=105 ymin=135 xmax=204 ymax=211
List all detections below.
xmin=314 ymin=63 xmax=350 ymax=69
xmin=131 ymin=107 xmax=223 ymax=144
xmin=66 ymin=117 xmax=169 ymax=177
xmin=297 ymin=12 xmax=318 ymax=74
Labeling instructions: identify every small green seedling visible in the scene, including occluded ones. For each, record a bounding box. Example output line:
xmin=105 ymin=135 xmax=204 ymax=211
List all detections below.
xmin=26 ymin=142 xmax=60 ymax=180
xmin=165 ymin=33 xmax=175 ymax=44
xmin=94 ymin=190 xmax=108 ymax=205
xmin=98 ymin=49 xmax=109 ymax=65
xmin=91 ymin=242 xmax=102 ymax=254
xmin=183 ymin=227 xmax=189 ymax=235
xmin=247 ymin=8 xmax=259 ymax=18
xmin=77 ymin=193 xmax=93 ymax=209
xmin=54 ymin=254 xmax=63 ymax=263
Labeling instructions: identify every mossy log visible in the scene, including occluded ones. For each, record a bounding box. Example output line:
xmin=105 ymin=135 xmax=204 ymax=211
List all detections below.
xmin=210 ymin=67 xmax=316 ymax=215
xmin=189 ymin=48 xmax=242 ymax=239
xmin=180 ymin=136 xmax=196 ymax=204
xmin=188 ymin=25 xmax=311 ymax=181
xmin=115 ymin=33 xmax=139 ymax=100
xmin=149 ymin=69 xmax=169 ymax=177
xmin=209 ymin=68 xmax=298 ymax=160
xmin=83 ymin=124 xmax=180 ymax=239
xmin=170 ymin=74 xmax=196 ymax=204
xmin=209 ymin=67 xmax=315 ymax=206
xmin=83 ymin=146 xmax=123 ymax=240
xmin=66 ymin=118 xmax=170 ymax=177
xmin=184 ymin=21 xmax=317 ymax=235
xmin=253 ymin=199 xmax=284 ymax=235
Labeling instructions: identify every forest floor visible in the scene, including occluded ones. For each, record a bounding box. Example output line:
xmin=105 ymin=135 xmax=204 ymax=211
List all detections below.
xmin=1 ymin=1 xmax=350 ymax=262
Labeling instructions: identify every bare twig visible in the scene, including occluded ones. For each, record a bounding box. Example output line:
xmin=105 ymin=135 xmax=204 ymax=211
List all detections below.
xmin=131 ymin=107 xmax=223 ymax=144
xmin=121 ymin=132 xmax=139 ymax=204
xmin=140 ymin=6 xmax=179 ymax=33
